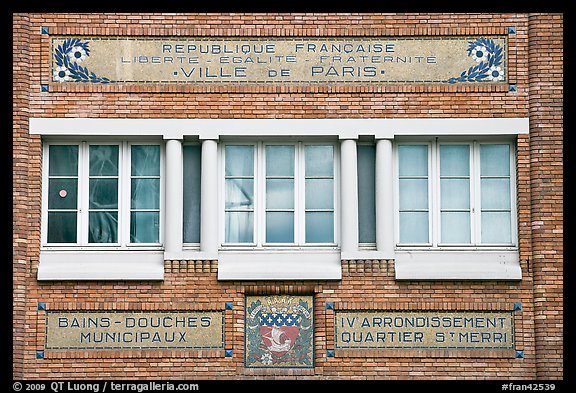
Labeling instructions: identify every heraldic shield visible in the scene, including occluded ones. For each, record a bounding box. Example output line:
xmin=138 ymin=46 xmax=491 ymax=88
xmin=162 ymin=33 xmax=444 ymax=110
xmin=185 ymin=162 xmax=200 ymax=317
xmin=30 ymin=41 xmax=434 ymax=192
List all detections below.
xmin=245 ymin=295 xmax=313 ymax=368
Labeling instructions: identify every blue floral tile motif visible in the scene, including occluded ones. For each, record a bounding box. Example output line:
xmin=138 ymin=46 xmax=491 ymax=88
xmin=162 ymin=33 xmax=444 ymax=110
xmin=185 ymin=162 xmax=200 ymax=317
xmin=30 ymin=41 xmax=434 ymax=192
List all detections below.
xmin=447 ymin=38 xmax=505 ymax=84
xmin=53 ymin=38 xmax=111 ymax=84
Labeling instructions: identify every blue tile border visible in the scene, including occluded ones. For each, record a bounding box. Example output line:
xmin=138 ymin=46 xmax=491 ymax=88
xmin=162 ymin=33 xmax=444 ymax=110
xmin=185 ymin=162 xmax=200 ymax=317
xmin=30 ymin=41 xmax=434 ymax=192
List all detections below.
xmin=41 ymin=85 xmax=49 ymax=92
xmin=513 ymin=302 xmax=522 ymax=312
xmin=225 ymin=349 xmax=233 ymax=357
xmin=36 ymin=351 xmax=44 ymax=359
xmin=508 ymin=26 xmax=517 ymax=35
xmin=326 ymin=350 xmax=335 ymax=358
xmin=41 ymin=26 xmax=49 ymax=35
xmin=225 ymin=302 xmax=233 ymax=310
xmin=325 ymin=302 xmax=334 ymax=311
xmin=37 ymin=302 xmax=46 ymax=311
xmin=516 ymin=350 xmax=524 ymax=359
xmin=508 ymin=84 xmax=517 ymax=92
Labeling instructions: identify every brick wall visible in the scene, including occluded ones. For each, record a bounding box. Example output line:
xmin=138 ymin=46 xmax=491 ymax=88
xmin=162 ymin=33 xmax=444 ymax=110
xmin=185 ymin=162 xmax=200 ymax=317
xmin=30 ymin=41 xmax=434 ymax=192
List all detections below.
xmin=528 ymin=13 xmax=564 ymax=379
xmin=12 ymin=13 xmax=563 ymax=380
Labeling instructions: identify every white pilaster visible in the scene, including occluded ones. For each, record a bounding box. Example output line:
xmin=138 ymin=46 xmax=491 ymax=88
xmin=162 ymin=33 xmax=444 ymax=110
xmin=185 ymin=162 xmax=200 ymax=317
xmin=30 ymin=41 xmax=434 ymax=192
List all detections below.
xmin=376 ymin=138 xmax=394 ymax=256
xmin=200 ymin=138 xmax=219 ymax=255
xmin=164 ymin=139 xmax=183 ymax=255
xmin=340 ymin=138 xmax=359 ymax=255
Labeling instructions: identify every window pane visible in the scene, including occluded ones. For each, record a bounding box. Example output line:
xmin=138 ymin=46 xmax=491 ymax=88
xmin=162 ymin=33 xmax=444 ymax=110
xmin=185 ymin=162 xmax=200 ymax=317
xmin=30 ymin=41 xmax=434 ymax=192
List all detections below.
xmin=131 ymin=178 xmax=160 ymax=209
xmin=49 ymin=145 xmax=78 ymax=176
xmin=305 ymin=212 xmax=334 ymax=243
xmin=305 ymin=145 xmax=333 ymax=177
xmin=130 ymin=212 xmax=159 ymax=243
xmin=481 ymin=212 xmax=512 ymax=244
xmin=89 ymin=145 xmax=119 ymax=176
xmin=441 ymin=212 xmax=471 ymax=244
xmin=225 ymin=179 xmax=254 ymax=210
xmin=266 ymin=212 xmax=294 ymax=243
xmin=225 ymin=145 xmax=254 ymax=176
xmin=440 ymin=178 xmax=470 ymax=210
xmin=183 ymin=145 xmax=201 ymax=243
xmin=398 ymin=145 xmax=427 ymax=177
xmin=440 ymin=145 xmax=470 ymax=176
xmin=131 ymin=145 xmax=160 ymax=176
xmin=225 ymin=211 xmax=254 ymax=243
xmin=358 ymin=145 xmax=376 ymax=244
xmin=481 ymin=178 xmax=511 ymax=210
xmin=47 ymin=212 xmax=77 ymax=243
xmin=399 ymin=212 xmax=428 ymax=244
xmin=48 ymin=178 xmax=78 ymax=209
xmin=399 ymin=179 xmax=428 ymax=210
xmin=305 ymin=179 xmax=334 ymax=209
xmin=88 ymin=211 xmax=118 ymax=243
xmin=266 ymin=145 xmax=294 ymax=176
xmin=89 ymin=178 xmax=119 ymax=209
xmin=266 ymin=179 xmax=294 ymax=209
xmin=480 ymin=144 xmax=510 ymax=176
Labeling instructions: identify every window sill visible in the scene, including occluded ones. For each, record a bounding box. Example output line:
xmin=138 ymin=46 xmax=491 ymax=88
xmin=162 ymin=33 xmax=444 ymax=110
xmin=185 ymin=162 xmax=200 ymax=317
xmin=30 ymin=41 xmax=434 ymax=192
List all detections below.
xmin=37 ymin=250 xmax=164 ymax=281
xmin=394 ymin=249 xmax=521 ymax=280
xmin=217 ymin=249 xmax=342 ymax=280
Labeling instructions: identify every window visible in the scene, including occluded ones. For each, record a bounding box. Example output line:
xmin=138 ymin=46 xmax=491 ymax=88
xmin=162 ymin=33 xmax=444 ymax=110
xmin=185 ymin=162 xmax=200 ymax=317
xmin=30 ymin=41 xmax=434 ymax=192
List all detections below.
xmin=183 ymin=144 xmax=202 ymax=244
xmin=396 ymin=141 xmax=516 ymax=247
xmin=357 ymin=144 xmax=376 ymax=246
xmin=43 ymin=142 xmax=163 ymax=247
xmin=222 ymin=142 xmax=337 ymax=247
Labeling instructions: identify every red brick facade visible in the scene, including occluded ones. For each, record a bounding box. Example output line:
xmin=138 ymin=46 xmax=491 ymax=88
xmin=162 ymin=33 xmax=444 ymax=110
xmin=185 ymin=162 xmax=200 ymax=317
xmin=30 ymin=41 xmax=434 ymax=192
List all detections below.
xmin=12 ymin=13 xmax=563 ymax=380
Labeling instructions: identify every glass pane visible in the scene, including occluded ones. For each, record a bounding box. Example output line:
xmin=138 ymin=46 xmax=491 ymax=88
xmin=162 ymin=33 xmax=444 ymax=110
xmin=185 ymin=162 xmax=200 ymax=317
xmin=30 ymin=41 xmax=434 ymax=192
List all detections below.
xmin=441 ymin=212 xmax=471 ymax=244
xmin=481 ymin=212 xmax=512 ymax=244
xmin=48 ymin=178 xmax=78 ymax=209
xmin=88 ymin=211 xmax=118 ymax=243
xmin=130 ymin=212 xmax=159 ymax=243
xmin=305 ymin=179 xmax=334 ymax=209
xmin=225 ymin=211 xmax=254 ymax=243
xmin=481 ymin=178 xmax=511 ymax=210
xmin=183 ymin=145 xmax=201 ymax=243
xmin=225 ymin=145 xmax=254 ymax=176
xmin=305 ymin=145 xmax=334 ymax=177
xmin=131 ymin=178 xmax=160 ymax=209
xmin=89 ymin=145 xmax=119 ymax=176
xmin=399 ymin=179 xmax=428 ymax=210
xmin=358 ymin=145 xmax=376 ymax=244
xmin=440 ymin=178 xmax=470 ymax=210
xmin=440 ymin=144 xmax=470 ymax=176
xmin=266 ymin=179 xmax=294 ymax=209
xmin=49 ymin=145 xmax=78 ymax=176
xmin=225 ymin=179 xmax=254 ymax=210
xmin=47 ymin=211 xmax=77 ymax=243
xmin=266 ymin=145 xmax=294 ymax=176
xmin=266 ymin=212 xmax=294 ymax=243
xmin=89 ymin=178 xmax=119 ymax=209
xmin=131 ymin=145 xmax=160 ymax=176
xmin=480 ymin=144 xmax=510 ymax=176
xmin=305 ymin=212 xmax=334 ymax=243
xmin=399 ymin=212 xmax=429 ymax=244
xmin=398 ymin=145 xmax=427 ymax=177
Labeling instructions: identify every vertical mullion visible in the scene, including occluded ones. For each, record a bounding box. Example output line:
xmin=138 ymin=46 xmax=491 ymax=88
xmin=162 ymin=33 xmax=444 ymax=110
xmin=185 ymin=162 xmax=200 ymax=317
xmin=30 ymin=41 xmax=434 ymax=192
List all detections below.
xmin=430 ymin=141 xmax=437 ymax=247
xmin=295 ymin=142 xmax=303 ymax=245
xmin=256 ymin=142 xmax=263 ymax=247
xmin=79 ymin=141 xmax=88 ymax=246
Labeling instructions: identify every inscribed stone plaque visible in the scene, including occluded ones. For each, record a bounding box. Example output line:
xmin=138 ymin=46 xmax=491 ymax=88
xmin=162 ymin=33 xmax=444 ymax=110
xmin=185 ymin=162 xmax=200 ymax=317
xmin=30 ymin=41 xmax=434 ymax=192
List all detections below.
xmin=45 ymin=311 xmax=224 ymax=350
xmin=245 ymin=295 xmax=314 ymax=368
xmin=50 ymin=36 xmax=506 ymax=85
xmin=335 ymin=310 xmax=514 ymax=350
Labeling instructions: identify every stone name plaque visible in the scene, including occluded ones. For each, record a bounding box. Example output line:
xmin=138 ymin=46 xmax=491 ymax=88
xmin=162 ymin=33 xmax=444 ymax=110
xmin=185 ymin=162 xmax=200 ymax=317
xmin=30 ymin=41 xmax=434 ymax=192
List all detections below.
xmin=335 ymin=310 xmax=514 ymax=350
xmin=45 ymin=311 xmax=224 ymax=350
xmin=51 ymin=36 xmax=506 ymax=84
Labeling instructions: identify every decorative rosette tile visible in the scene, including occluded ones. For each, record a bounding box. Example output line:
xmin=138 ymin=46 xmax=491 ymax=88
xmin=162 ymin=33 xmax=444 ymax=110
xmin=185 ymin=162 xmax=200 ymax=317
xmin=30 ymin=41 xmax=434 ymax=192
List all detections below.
xmin=447 ymin=38 xmax=505 ymax=83
xmin=53 ymin=38 xmax=112 ymax=83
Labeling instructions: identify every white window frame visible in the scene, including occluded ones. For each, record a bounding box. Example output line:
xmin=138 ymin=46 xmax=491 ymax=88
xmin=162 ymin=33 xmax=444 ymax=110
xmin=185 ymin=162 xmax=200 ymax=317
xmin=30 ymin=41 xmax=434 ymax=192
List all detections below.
xmin=394 ymin=138 xmax=518 ymax=250
xmin=219 ymin=140 xmax=340 ymax=250
xmin=41 ymin=140 xmax=165 ymax=251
